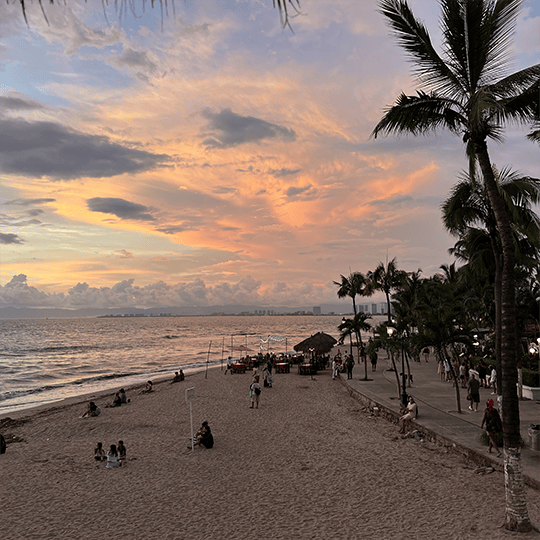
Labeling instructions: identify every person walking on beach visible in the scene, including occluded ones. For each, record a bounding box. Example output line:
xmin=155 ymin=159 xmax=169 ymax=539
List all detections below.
xmin=332 ymin=358 xmax=339 ymax=380
xmin=481 ymin=399 xmax=502 ymax=457
xmin=250 ymin=376 xmax=261 ymax=408
xmin=345 ymin=354 xmax=354 ymax=380
xmin=224 ymin=357 xmax=232 ymax=375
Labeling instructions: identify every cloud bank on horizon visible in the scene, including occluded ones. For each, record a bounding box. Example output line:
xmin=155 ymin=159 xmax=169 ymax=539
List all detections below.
xmin=1 ymin=0 xmax=538 ymax=310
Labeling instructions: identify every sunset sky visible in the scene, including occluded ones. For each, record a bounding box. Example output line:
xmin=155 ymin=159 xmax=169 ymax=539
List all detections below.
xmin=1 ymin=0 xmax=539 ymax=310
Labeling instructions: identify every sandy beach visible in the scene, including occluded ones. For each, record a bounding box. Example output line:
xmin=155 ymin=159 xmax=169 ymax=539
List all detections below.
xmin=1 ymin=365 xmax=539 ymax=540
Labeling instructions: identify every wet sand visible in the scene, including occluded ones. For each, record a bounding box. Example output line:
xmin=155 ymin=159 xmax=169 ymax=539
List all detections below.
xmin=1 ymin=366 xmax=539 ymax=539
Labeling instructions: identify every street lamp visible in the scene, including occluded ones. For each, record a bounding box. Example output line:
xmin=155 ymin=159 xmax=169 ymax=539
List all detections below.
xmin=387 ymin=324 xmax=407 ymax=406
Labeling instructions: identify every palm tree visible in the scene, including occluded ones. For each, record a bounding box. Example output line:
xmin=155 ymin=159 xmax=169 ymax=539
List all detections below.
xmin=15 ymin=0 xmax=301 ymax=28
xmin=368 ymin=258 xmax=407 ymax=322
xmin=334 ymin=272 xmax=372 ymax=316
xmin=338 ymin=313 xmax=372 ymax=380
xmin=442 ymin=168 xmax=540 ymax=392
xmin=372 ymin=0 xmax=539 ymax=530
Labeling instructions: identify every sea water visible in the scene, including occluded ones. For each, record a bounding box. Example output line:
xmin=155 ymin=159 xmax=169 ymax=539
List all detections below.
xmin=0 ymin=315 xmax=346 ymax=414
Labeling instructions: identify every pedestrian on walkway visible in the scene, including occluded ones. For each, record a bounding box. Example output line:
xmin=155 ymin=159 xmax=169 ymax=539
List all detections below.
xmin=346 ymin=354 xmax=354 ymax=380
xmin=370 ymin=350 xmax=378 ymax=372
xmin=422 ymin=347 xmax=429 ymax=362
xmin=443 ymin=358 xmax=451 ymax=381
xmin=481 ymin=399 xmax=502 ymax=457
xmin=489 ymin=367 xmax=497 ymax=394
xmin=467 ymin=374 xmax=480 ymax=412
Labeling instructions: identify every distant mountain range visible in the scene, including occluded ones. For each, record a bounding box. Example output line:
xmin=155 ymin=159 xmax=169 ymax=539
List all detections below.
xmin=0 ymin=303 xmax=364 ymax=319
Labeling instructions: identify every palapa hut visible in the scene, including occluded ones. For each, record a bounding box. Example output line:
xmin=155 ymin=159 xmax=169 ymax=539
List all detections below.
xmin=294 ymin=332 xmax=337 ymax=358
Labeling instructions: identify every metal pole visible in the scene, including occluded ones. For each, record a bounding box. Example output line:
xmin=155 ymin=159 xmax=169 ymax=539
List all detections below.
xmin=205 ymin=340 xmax=212 ymax=379
xmin=401 ymin=338 xmax=407 ymax=406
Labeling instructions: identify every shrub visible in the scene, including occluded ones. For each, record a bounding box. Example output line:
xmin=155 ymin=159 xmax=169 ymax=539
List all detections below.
xmin=522 ymin=368 xmax=539 ymax=388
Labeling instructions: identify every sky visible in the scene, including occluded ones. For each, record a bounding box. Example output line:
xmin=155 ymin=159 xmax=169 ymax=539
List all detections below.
xmin=0 ymin=0 xmax=539 ymax=310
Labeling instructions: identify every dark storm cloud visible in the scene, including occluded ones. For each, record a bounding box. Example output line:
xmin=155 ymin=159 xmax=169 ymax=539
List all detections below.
xmin=201 ymin=108 xmax=296 ymax=149
xmin=5 ymin=198 xmax=56 ymax=206
xmin=0 ymin=118 xmax=169 ymax=180
xmin=87 ymin=198 xmax=156 ymax=221
xmin=0 ymin=233 xmax=24 ymax=244
xmin=268 ymin=168 xmax=301 ymax=178
xmin=0 ymin=96 xmax=45 ymax=111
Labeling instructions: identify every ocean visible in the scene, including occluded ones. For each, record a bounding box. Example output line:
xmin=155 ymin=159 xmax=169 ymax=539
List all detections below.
xmin=0 ymin=315 xmax=347 ymax=415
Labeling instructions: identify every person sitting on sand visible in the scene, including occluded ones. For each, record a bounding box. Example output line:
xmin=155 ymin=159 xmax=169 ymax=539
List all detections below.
xmin=118 ymin=440 xmax=127 ymax=462
xmin=119 ymin=388 xmax=129 ymax=403
xmin=141 ymin=380 xmax=154 ymax=394
xmin=82 ymin=401 xmax=101 ymax=418
xmin=106 ymin=444 xmax=122 ymax=468
xmin=171 ymin=371 xmax=184 ymax=383
xmin=481 ymin=399 xmax=502 ymax=457
xmin=108 ymin=392 xmax=122 ymax=408
xmin=190 ymin=421 xmax=214 ymax=449
xmin=399 ymin=396 xmax=417 ymax=434
xmin=94 ymin=442 xmax=106 ymax=461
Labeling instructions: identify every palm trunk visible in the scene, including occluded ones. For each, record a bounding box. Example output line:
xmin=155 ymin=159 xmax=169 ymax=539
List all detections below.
xmin=475 ymin=143 xmax=531 ymax=532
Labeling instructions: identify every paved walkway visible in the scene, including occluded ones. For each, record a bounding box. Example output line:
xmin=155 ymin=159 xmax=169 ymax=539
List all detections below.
xmin=338 ymin=351 xmax=540 ymax=489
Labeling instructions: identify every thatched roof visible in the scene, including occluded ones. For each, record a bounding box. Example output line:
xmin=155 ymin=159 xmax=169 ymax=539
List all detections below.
xmin=293 ymin=332 xmax=337 ymax=353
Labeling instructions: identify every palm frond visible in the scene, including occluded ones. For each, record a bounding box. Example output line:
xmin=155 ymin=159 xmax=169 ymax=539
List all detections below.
xmin=378 ymin=0 xmax=463 ymax=96
xmin=372 ymin=91 xmax=466 ymax=138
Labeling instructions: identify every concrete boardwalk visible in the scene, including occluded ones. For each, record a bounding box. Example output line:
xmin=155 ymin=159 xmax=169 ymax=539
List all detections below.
xmin=339 ymin=351 xmax=540 ymax=489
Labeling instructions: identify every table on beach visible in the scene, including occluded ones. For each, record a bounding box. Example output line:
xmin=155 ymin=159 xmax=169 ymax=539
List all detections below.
xmin=298 ymin=363 xmax=316 ymax=375
xmin=231 ymin=363 xmax=246 ymax=374
xmin=275 ymin=362 xmax=290 ymax=373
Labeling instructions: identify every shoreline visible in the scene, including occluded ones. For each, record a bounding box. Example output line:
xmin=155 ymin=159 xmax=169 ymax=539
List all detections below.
xmin=0 ymin=363 xmax=221 ymax=422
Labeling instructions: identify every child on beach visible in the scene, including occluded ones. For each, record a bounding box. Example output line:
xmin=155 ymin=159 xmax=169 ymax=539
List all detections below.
xmin=141 ymin=381 xmax=154 ymax=394
xmin=250 ymin=376 xmax=261 ymax=409
xmin=106 ymin=444 xmax=122 ymax=468
xmin=118 ymin=440 xmax=127 ymax=462
xmin=94 ymin=442 xmax=106 ymax=461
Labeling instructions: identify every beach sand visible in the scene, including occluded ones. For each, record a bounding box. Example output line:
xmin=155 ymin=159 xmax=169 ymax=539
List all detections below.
xmin=1 ymin=366 xmax=539 ymax=540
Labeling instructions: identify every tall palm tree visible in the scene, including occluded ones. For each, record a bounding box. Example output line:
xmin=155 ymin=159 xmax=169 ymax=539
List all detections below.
xmin=338 ymin=313 xmax=372 ymax=380
xmin=443 ymin=168 xmax=540 ymax=390
xmin=334 ymin=272 xmax=372 ymax=316
xmin=368 ymin=258 xmax=407 ymax=322
xmin=372 ymin=0 xmax=539 ymax=530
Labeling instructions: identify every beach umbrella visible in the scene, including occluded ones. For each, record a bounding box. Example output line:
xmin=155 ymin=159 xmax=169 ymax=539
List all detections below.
xmin=293 ymin=332 xmax=337 ymax=354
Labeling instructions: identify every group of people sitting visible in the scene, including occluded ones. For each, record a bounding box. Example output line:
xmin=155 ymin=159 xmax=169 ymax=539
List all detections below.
xmin=95 ymin=440 xmax=127 ymax=468
xmin=188 ymin=421 xmax=214 ymax=449
xmin=107 ymin=388 xmax=130 ymax=407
